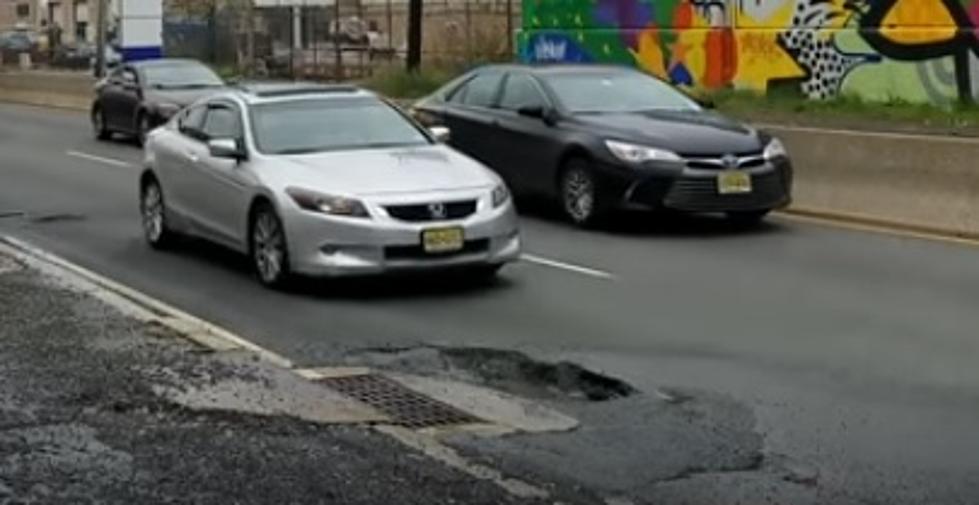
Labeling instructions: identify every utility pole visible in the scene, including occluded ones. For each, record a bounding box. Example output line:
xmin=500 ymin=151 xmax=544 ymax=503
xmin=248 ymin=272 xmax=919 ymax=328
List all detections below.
xmin=94 ymin=0 xmax=108 ymax=77
xmin=406 ymin=0 xmax=421 ymax=72
xmin=506 ymin=0 xmax=513 ymax=57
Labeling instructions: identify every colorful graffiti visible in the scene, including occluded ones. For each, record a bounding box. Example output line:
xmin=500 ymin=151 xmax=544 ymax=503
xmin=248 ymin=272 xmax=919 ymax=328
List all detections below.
xmin=519 ymin=0 xmax=979 ymax=103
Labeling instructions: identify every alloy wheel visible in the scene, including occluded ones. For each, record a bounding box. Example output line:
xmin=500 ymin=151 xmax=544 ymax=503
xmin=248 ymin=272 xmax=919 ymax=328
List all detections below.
xmin=563 ymin=167 xmax=596 ymax=224
xmin=253 ymin=210 xmax=287 ymax=285
xmin=141 ymin=182 xmax=166 ymax=246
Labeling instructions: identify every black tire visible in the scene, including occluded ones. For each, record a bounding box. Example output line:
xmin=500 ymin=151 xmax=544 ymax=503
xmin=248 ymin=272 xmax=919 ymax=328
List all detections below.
xmin=92 ymin=105 xmax=111 ymax=141
xmin=559 ymin=157 xmax=609 ymax=227
xmin=726 ymin=209 xmax=771 ymax=226
xmin=140 ymin=177 xmax=174 ymax=249
xmin=466 ymin=264 xmax=504 ymax=284
xmin=136 ymin=112 xmax=151 ymax=147
xmin=250 ymin=203 xmax=292 ymax=289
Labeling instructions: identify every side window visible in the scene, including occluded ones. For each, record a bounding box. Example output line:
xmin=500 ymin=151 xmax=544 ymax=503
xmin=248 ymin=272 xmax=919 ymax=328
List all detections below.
xmin=499 ymin=74 xmax=546 ymax=111
xmin=461 ymin=73 xmax=504 ymax=108
xmin=179 ymin=105 xmax=207 ymax=140
xmin=201 ymin=105 xmax=242 ymax=140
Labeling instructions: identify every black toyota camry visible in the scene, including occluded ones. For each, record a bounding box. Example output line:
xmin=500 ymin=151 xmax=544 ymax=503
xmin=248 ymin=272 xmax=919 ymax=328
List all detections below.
xmin=91 ymin=59 xmax=225 ymax=145
xmin=412 ymin=64 xmax=793 ymax=226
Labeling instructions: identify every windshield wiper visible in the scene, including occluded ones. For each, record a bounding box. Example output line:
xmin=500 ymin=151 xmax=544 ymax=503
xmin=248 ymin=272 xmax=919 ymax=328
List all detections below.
xmin=274 ymin=147 xmax=323 ymax=155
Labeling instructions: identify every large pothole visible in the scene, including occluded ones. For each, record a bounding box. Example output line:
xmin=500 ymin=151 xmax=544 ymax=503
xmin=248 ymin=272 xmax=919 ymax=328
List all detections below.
xmin=345 ymin=346 xmax=636 ymax=402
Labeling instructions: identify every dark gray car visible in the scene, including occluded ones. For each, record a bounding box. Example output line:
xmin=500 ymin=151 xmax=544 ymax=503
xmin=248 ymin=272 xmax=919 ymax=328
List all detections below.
xmin=413 ymin=64 xmax=793 ymax=227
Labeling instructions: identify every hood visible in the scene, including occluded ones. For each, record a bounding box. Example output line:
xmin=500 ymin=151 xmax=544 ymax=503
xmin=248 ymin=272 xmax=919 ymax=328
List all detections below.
xmin=573 ymin=109 xmax=764 ymax=156
xmin=144 ymin=86 xmax=225 ymax=107
xmin=265 ymin=145 xmax=499 ymax=197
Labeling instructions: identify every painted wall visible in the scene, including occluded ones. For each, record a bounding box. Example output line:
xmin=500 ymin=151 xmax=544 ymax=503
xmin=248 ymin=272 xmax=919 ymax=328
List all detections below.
xmin=518 ymin=0 xmax=979 ymax=104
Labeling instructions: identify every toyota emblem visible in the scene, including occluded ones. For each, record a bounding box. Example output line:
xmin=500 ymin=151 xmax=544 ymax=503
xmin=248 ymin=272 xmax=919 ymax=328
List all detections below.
xmin=428 ymin=202 xmax=448 ymax=219
xmin=722 ymin=154 xmax=739 ymax=170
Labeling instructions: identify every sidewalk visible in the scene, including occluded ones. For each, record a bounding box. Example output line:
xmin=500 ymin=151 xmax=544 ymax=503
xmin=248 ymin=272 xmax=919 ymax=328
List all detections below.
xmin=0 ymin=253 xmax=552 ymax=504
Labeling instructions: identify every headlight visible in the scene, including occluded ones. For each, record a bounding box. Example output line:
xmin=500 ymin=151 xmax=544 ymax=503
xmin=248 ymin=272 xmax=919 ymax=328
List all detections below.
xmin=156 ymin=103 xmax=182 ymax=119
xmin=763 ymin=138 xmax=788 ymax=161
xmin=286 ymin=188 xmax=370 ymax=218
xmin=605 ymin=140 xmax=682 ymax=164
xmin=491 ymin=184 xmax=510 ymax=208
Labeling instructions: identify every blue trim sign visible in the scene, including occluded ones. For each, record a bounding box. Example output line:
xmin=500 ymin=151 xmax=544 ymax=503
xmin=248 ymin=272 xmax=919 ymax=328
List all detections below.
xmin=120 ymin=0 xmax=163 ymax=62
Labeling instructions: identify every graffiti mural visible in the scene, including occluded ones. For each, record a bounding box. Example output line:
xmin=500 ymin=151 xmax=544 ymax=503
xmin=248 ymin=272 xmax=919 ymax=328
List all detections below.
xmin=518 ymin=0 xmax=979 ymax=104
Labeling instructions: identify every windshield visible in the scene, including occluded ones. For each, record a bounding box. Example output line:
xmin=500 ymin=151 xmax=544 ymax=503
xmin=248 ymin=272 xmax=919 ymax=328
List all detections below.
xmin=141 ymin=63 xmax=223 ymax=89
xmin=251 ymin=99 xmax=431 ymax=155
xmin=544 ymin=71 xmax=699 ymax=114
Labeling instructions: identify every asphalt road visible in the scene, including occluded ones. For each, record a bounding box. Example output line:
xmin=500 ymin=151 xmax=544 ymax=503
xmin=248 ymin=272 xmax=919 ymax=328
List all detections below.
xmin=2 ymin=103 xmax=979 ymax=504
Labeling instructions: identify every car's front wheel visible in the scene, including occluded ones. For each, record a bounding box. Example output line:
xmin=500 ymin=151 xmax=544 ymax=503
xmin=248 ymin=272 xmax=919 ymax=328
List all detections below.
xmin=92 ymin=105 xmax=111 ymax=141
xmin=560 ymin=158 xmax=608 ymax=227
xmin=140 ymin=177 xmax=174 ymax=249
xmin=250 ymin=203 xmax=292 ymax=288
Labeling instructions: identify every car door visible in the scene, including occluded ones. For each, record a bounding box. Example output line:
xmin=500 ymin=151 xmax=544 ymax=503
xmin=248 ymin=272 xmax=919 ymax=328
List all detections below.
xmin=102 ymin=66 xmax=140 ymax=132
xmin=493 ymin=73 xmax=567 ymax=196
xmin=187 ymin=101 xmax=254 ymax=250
xmin=153 ymin=104 xmax=209 ymax=226
xmin=440 ymin=71 xmax=505 ymax=169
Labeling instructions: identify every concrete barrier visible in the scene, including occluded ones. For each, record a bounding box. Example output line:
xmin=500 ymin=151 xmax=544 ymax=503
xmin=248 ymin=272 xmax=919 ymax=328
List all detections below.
xmin=0 ymin=70 xmax=94 ymax=111
xmin=765 ymin=124 xmax=979 ymax=238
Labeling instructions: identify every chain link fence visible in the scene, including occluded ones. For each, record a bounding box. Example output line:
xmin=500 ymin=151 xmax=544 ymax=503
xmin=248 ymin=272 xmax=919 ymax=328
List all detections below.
xmin=164 ymin=0 xmax=518 ymax=81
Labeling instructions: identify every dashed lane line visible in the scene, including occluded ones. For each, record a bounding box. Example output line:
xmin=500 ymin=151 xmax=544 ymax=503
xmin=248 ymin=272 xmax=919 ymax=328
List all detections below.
xmin=522 ymin=253 xmax=616 ymax=280
xmin=67 ymin=150 xmax=135 ymax=168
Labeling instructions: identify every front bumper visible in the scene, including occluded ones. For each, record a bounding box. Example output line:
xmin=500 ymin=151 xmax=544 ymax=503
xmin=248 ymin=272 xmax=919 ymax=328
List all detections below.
xmin=282 ymin=192 xmax=521 ymax=277
xmin=601 ymin=158 xmax=793 ymax=213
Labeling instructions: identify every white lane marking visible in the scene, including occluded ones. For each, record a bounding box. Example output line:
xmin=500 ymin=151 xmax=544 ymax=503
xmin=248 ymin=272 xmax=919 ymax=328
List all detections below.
xmin=0 ymin=235 xmax=293 ymax=368
xmin=755 ymin=122 xmax=979 ymax=145
xmin=66 ymin=150 xmax=134 ymax=168
xmin=522 ymin=254 xmax=615 ymax=280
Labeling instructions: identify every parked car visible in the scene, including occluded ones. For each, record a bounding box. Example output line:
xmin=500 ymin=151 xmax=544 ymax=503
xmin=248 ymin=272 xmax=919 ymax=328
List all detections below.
xmin=0 ymin=30 xmax=35 ymax=53
xmin=413 ymin=64 xmax=793 ymax=226
xmin=92 ymin=58 xmax=225 ymax=145
xmin=139 ymin=84 xmax=520 ymax=287
xmin=51 ymin=41 xmax=95 ymax=69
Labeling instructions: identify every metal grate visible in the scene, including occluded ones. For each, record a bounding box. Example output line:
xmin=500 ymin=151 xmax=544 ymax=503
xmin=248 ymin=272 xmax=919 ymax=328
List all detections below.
xmin=318 ymin=374 xmax=482 ymax=429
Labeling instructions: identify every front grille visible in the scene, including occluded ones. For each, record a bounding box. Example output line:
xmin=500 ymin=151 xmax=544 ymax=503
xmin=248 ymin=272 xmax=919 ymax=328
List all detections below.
xmin=385 ymin=239 xmax=490 ymax=261
xmin=385 ymin=200 xmax=477 ymax=222
xmin=684 ymin=152 xmax=765 ymax=171
xmin=664 ymin=171 xmax=789 ymax=212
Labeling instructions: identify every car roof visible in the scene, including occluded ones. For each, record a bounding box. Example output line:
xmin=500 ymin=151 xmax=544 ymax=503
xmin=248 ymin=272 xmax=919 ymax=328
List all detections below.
xmin=215 ymin=81 xmax=377 ymax=106
xmin=472 ymin=63 xmax=639 ymax=77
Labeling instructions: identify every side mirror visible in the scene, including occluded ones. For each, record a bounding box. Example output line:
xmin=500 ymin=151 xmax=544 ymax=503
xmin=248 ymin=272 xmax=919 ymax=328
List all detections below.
xmin=429 ymin=126 xmax=451 ymax=143
xmin=208 ymin=138 xmax=247 ymax=161
xmin=518 ymin=105 xmax=557 ymax=125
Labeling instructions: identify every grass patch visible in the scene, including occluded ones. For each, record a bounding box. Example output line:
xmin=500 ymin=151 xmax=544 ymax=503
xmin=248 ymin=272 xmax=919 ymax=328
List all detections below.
xmin=703 ymin=88 xmax=979 ymax=136
xmin=361 ymin=65 xmax=459 ymax=100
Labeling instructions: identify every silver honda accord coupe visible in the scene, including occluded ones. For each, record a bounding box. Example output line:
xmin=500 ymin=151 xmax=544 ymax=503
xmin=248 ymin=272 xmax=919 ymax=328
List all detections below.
xmin=139 ymin=83 xmax=521 ymax=287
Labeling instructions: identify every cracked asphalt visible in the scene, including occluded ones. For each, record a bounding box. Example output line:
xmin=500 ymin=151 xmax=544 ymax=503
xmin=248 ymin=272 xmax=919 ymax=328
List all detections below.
xmin=0 ymin=265 xmax=568 ymax=505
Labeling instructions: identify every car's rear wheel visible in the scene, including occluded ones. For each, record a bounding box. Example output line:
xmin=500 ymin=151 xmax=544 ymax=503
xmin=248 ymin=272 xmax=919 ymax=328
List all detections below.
xmin=726 ymin=209 xmax=771 ymax=226
xmin=140 ymin=178 xmax=174 ymax=249
xmin=92 ymin=106 xmax=111 ymax=141
xmin=560 ymin=158 xmax=608 ymax=227
xmin=251 ymin=204 xmax=292 ymax=289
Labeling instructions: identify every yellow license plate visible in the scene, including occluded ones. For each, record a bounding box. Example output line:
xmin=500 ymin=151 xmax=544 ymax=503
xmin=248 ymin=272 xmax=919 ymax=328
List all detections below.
xmin=717 ymin=171 xmax=753 ymax=194
xmin=422 ymin=227 xmax=464 ymax=254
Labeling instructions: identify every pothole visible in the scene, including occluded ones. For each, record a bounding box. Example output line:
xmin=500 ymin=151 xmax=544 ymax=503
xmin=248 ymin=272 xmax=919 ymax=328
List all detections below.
xmin=346 ymin=346 xmax=637 ymax=402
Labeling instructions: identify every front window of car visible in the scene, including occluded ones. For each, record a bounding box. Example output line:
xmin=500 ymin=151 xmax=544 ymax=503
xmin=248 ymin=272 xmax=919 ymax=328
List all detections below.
xmin=141 ymin=62 xmax=224 ymax=90
xmin=543 ymin=71 xmax=699 ymax=114
xmin=250 ymin=98 xmax=432 ymax=155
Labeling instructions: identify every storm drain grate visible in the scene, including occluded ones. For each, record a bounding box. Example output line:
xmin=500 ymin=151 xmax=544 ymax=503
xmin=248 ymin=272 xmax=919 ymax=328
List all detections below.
xmin=318 ymin=374 xmax=482 ymax=429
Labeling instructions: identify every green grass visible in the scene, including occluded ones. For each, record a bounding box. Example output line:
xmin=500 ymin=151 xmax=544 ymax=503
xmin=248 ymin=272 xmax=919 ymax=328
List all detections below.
xmin=361 ymin=65 xmax=459 ymax=100
xmin=703 ymin=89 xmax=979 ymax=135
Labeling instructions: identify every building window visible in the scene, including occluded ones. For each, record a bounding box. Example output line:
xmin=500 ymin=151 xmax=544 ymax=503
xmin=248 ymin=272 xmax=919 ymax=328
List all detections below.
xmin=16 ymin=4 xmax=30 ymax=19
xmin=76 ymin=22 xmax=88 ymax=41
